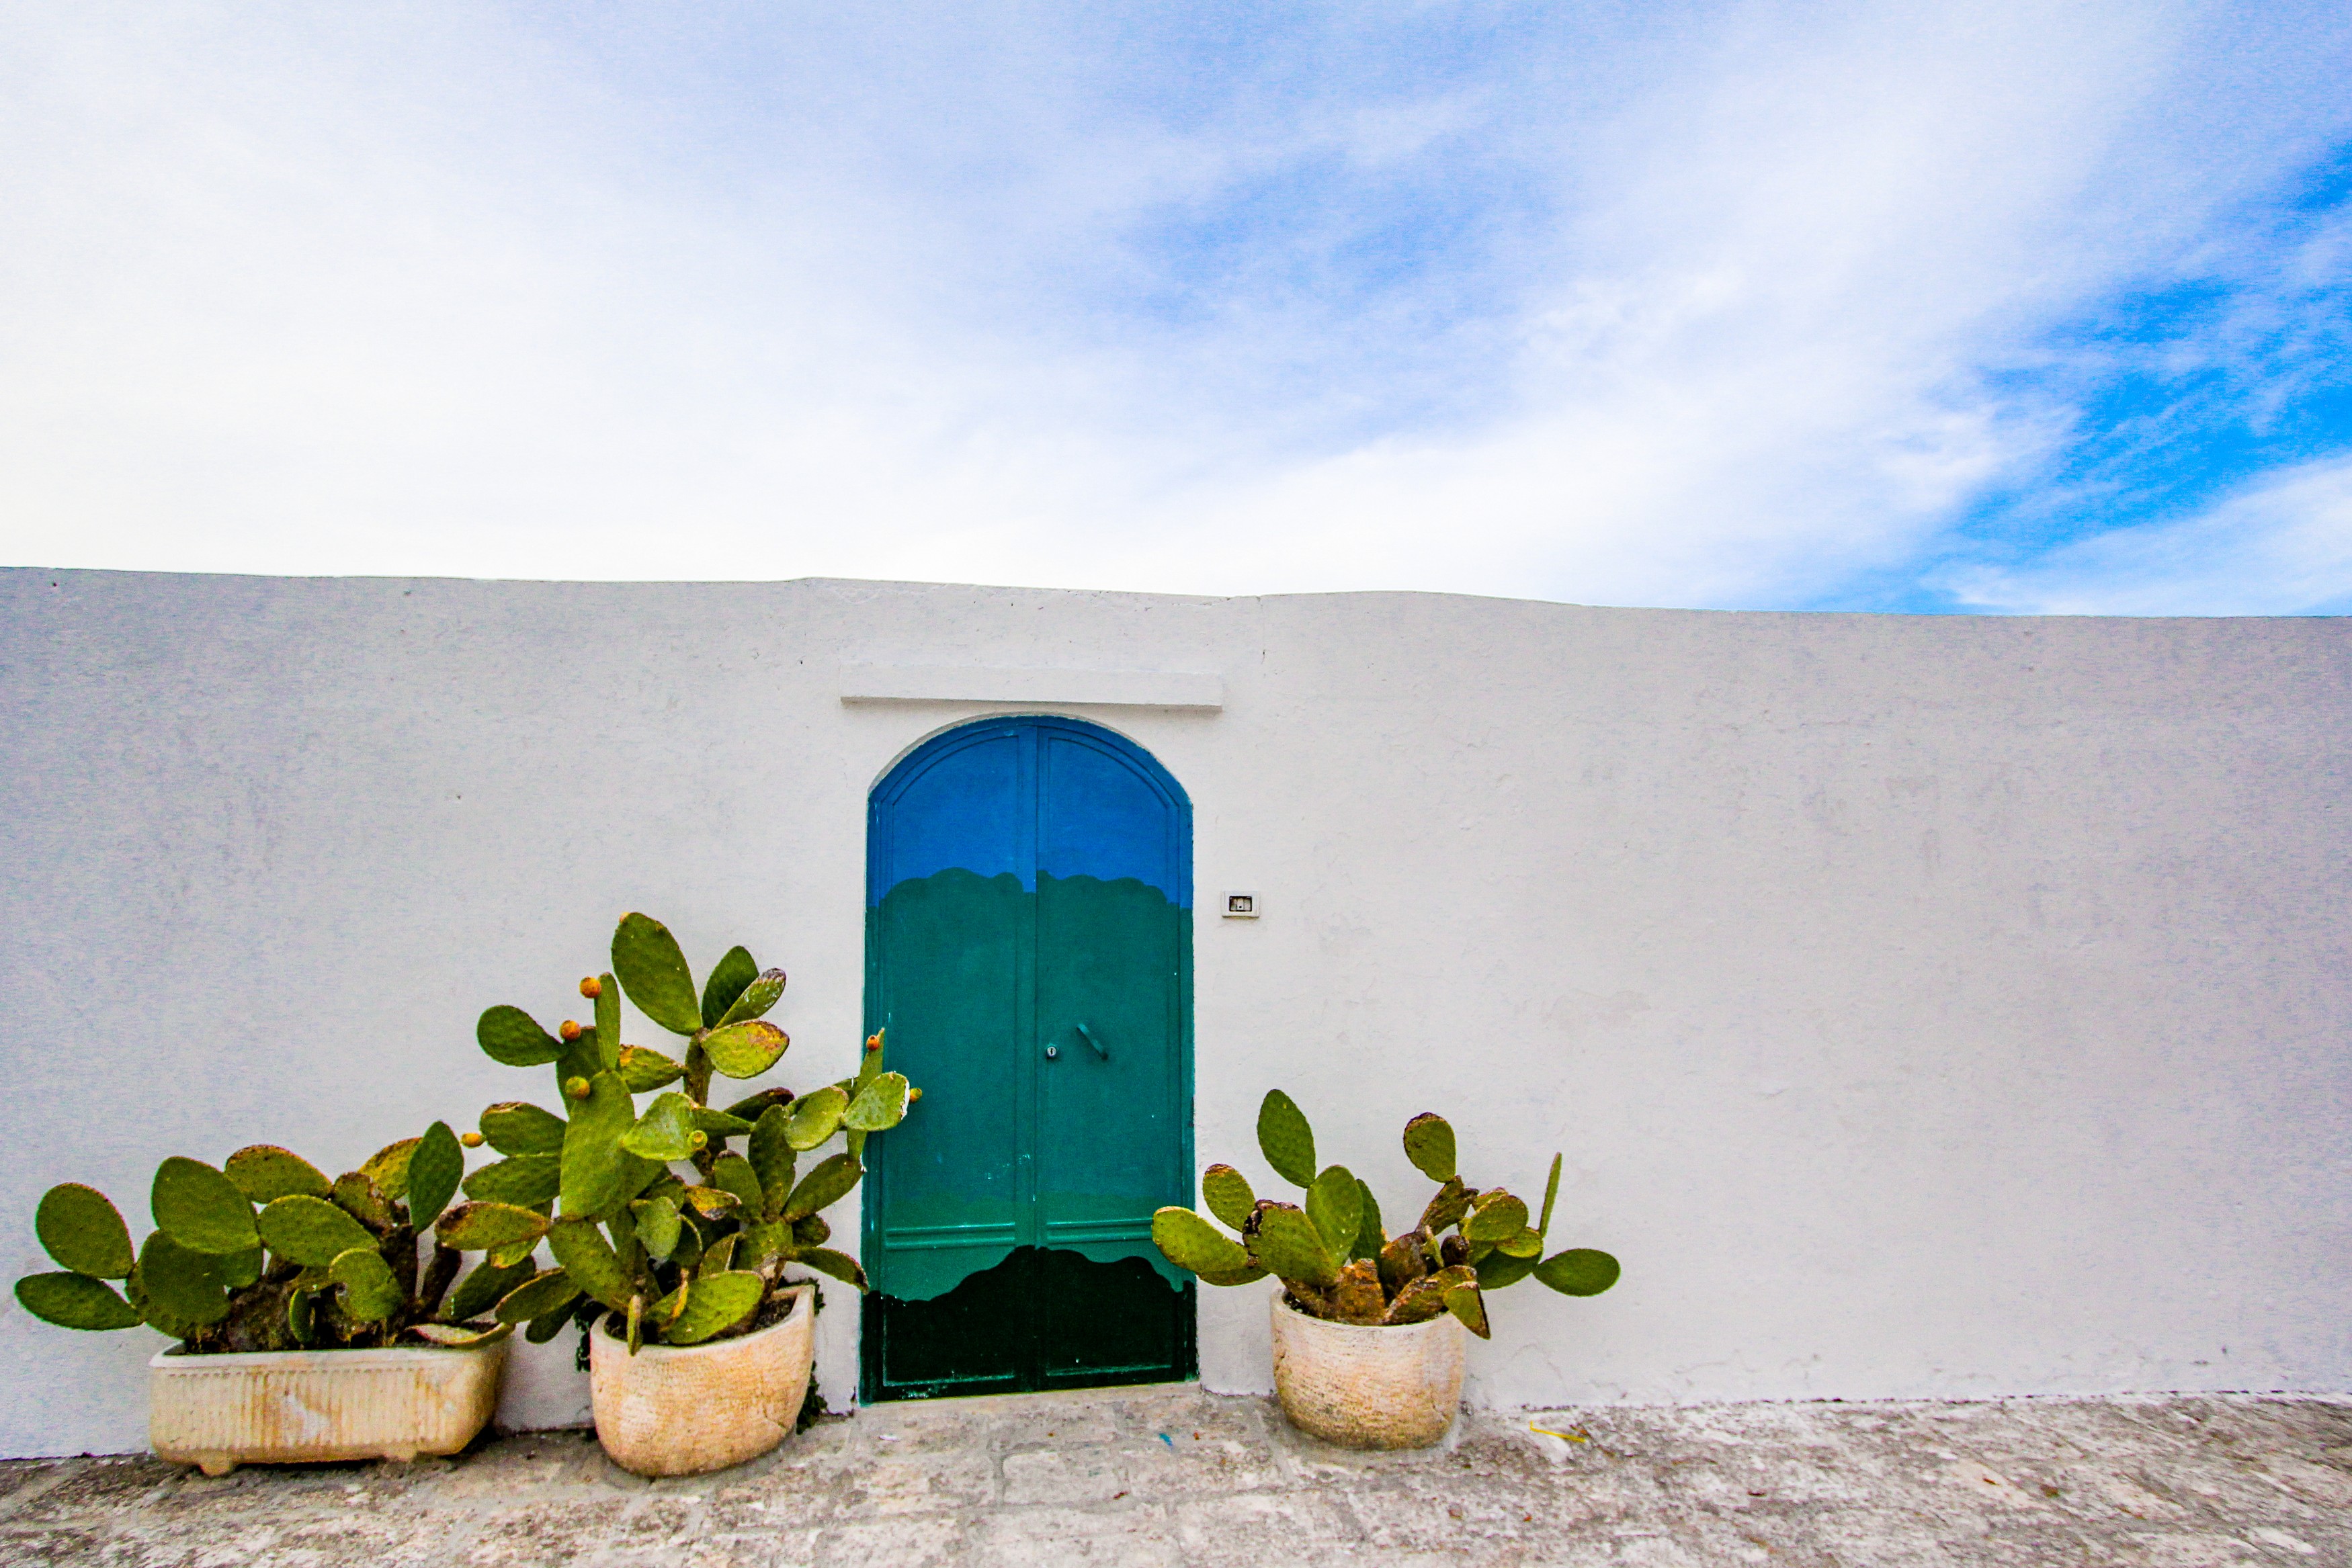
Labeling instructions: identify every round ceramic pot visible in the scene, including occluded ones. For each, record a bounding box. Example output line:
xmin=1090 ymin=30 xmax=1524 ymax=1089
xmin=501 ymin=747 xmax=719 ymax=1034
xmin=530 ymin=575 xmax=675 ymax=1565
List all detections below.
xmin=589 ymin=1282 xmax=815 ymax=1477
xmin=149 ymin=1337 xmax=509 ymax=1477
xmin=1269 ymin=1289 xmax=1464 ymax=1450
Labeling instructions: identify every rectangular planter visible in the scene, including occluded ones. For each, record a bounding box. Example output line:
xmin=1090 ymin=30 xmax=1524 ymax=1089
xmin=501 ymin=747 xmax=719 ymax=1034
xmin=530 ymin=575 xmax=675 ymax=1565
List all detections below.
xmin=149 ymin=1339 xmax=508 ymax=1475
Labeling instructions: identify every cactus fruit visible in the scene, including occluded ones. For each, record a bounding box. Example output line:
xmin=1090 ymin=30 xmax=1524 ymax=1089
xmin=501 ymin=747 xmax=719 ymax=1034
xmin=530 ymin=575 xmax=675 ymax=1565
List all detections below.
xmin=462 ymin=912 xmax=922 ymax=1356
xmin=1150 ymin=1094 xmax=1621 ymax=1339
xmin=560 ymin=1020 xmax=584 ymax=1043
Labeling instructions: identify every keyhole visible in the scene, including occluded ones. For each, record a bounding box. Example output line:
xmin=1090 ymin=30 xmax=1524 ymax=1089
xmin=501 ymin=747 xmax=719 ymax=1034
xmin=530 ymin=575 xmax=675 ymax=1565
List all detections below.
xmin=1044 ymin=1045 xmax=1058 ymax=1059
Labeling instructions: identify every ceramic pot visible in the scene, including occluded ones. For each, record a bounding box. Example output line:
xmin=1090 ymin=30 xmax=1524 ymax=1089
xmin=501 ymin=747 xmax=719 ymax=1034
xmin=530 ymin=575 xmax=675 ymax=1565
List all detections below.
xmin=1269 ymin=1289 xmax=1464 ymax=1449
xmin=588 ymin=1282 xmax=815 ymax=1477
xmin=148 ymin=1337 xmax=509 ymax=1477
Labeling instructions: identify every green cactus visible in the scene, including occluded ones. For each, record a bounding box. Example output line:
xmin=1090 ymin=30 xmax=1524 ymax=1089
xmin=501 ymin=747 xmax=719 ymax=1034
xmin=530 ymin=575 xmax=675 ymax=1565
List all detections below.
xmin=1150 ymin=1094 xmax=1622 ymax=1342
xmin=14 ymin=1118 xmax=515 ymax=1353
xmin=464 ymin=912 xmax=923 ymax=1358
xmin=1255 ymin=1090 xmax=1317 ymax=1187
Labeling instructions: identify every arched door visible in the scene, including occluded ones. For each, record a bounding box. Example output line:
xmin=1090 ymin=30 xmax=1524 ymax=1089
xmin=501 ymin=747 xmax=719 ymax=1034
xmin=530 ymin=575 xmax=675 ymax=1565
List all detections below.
xmin=861 ymin=715 xmax=1195 ymax=1400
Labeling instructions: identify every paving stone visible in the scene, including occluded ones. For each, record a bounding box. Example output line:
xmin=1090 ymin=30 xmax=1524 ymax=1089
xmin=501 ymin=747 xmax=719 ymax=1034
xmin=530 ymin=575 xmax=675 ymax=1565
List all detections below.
xmin=3 ymin=1391 xmax=2347 ymax=1565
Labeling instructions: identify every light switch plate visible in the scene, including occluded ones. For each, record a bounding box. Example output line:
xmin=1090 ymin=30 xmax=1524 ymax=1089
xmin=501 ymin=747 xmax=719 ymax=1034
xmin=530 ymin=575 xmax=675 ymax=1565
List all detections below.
xmin=1222 ymin=891 xmax=1260 ymax=918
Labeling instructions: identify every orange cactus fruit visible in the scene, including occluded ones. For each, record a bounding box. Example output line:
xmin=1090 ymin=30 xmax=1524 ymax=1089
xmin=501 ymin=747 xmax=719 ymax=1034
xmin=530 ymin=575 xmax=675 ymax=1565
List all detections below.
xmin=579 ymin=976 xmax=603 ymax=999
xmin=560 ymin=1020 xmax=583 ymax=1042
xmin=564 ymin=1076 xmax=591 ymax=1100
xmin=460 ymin=1131 xmax=485 ymax=1148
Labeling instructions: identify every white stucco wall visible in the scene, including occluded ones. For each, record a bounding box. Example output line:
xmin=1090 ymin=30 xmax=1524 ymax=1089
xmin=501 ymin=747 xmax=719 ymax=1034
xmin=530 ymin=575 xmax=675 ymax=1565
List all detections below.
xmin=2 ymin=569 xmax=2345 ymax=1458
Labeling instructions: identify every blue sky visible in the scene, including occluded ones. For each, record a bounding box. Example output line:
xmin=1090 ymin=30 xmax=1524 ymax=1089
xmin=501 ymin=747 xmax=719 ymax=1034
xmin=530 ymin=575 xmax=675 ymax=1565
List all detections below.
xmin=2 ymin=2 xmax=2347 ymax=613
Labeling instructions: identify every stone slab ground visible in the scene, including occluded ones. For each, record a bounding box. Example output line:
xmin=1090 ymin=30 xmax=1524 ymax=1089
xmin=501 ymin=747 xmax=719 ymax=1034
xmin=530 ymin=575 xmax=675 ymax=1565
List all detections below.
xmin=1 ymin=1387 xmax=2345 ymax=1566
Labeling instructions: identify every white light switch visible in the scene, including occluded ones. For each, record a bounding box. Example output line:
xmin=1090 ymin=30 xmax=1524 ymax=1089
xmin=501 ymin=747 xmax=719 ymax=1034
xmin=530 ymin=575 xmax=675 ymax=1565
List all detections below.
xmin=1222 ymin=891 xmax=1259 ymax=918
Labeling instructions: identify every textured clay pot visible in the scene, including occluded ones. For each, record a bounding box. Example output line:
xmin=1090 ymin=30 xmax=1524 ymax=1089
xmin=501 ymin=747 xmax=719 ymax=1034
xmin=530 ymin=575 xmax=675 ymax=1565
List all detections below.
xmin=1269 ymin=1289 xmax=1464 ymax=1449
xmin=589 ymin=1283 xmax=815 ymax=1477
xmin=148 ymin=1338 xmax=509 ymax=1477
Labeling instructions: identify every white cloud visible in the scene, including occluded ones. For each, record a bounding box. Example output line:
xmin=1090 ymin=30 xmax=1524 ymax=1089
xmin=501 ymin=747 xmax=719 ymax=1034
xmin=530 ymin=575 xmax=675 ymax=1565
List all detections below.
xmin=1941 ymin=458 xmax=2352 ymax=615
xmin=0 ymin=3 xmax=2343 ymax=608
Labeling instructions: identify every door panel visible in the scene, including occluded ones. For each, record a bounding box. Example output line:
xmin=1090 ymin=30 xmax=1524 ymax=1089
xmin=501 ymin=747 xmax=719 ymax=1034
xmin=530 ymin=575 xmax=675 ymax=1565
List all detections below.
xmin=862 ymin=717 xmax=1194 ymax=1402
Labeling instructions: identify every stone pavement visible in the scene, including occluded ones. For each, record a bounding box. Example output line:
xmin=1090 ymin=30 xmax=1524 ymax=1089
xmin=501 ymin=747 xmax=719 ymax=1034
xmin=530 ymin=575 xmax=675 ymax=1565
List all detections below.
xmin=1 ymin=1386 xmax=2347 ymax=1566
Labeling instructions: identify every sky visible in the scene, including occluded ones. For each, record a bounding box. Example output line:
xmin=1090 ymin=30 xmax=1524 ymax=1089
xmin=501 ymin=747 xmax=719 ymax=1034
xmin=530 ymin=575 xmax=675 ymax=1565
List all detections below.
xmin=1 ymin=2 xmax=2347 ymax=613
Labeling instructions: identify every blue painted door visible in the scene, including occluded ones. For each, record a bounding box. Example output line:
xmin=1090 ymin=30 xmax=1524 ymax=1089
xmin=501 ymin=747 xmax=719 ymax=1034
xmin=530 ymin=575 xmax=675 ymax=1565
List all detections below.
xmin=861 ymin=716 xmax=1194 ymax=1399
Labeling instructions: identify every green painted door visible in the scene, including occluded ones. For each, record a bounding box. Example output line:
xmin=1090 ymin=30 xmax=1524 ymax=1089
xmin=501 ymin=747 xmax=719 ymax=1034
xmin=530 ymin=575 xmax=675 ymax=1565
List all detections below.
xmin=861 ymin=715 xmax=1195 ymax=1401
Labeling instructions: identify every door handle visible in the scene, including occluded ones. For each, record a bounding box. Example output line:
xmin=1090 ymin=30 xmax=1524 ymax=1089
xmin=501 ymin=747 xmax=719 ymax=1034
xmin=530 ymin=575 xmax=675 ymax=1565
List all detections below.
xmin=1075 ymin=1022 xmax=1109 ymax=1060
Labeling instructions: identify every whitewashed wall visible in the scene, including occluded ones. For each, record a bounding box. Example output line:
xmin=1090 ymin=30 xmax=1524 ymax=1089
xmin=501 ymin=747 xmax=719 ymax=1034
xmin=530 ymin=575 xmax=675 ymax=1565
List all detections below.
xmin=2 ymin=568 xmax=2346 ymax=1458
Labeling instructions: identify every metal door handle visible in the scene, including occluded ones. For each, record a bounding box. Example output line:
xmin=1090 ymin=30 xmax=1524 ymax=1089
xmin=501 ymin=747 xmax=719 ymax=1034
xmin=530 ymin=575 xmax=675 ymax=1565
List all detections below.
xmin=1044 ymin=1045 xmax=1058 ymax=1059
xmin=1075 ymin=1022 xmax=1109 ymax=1059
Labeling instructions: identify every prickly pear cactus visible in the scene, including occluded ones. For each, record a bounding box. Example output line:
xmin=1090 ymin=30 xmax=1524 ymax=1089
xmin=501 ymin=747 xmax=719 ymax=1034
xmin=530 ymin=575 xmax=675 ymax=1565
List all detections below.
xmin=463 ymin=913 xmax=924 ymax=1357
xmin=11 ymin=1123 xmax=511 ymax=1354
xmin=1152 ymin=1093 xmax=1620 ymax=1339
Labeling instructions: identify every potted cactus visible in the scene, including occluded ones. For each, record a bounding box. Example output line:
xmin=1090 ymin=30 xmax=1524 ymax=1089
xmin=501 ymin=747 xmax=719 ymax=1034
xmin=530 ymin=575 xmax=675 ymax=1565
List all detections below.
xmin=12 ymin=1126 xmax=517 ymax=1475
xmin=461 ymin=912 xmax=917 ymax=1477
xmin=1152 ymin=1092 xmax=1620 ymax=1449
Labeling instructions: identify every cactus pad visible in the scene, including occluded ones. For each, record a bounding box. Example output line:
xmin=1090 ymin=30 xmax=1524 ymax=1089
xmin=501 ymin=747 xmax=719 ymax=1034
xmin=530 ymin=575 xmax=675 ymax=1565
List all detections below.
xmin=631 ymin=1195 xmax=683 ymax=1262
xmin=35 ymin=1184 xmax=134 ymax=1279
xmin=1255 ymin=1090 xmax=1317 ymax=1188
xmin=407 ymin=1122 xmax=465 ymax=1232
xmin=435 ymin=1201 xmax=551 ymax=1252
xmin=784 ymin=1085 xmax=848 ymax=1150
xmin=1377 ymin=1232 xmax=1427 ymax=1295
xmin=259 ymin=1194 xmax=377 ymax=1268
xmin=330 ymin=1247 xmax=404 ymax=1323
xmin=1401 ymin=1112 xmax=1457 ymax=1182
xmin=782 ymin=1153 xmax=862 ymax=1221
xmin=1441 ymin=1274 xmax=1490 ymax=1339
xmin=1352 ymin=1180 xmax=1384 ymax=1261
xmin=683 ymin=1184 xmax=741 ymax=1217
xmin=792 ymin=1213 xmax=831 ymax=1248
xmin=1380 ymin=1271 xmax=1454 ymax=1325
xmin=480 ymin=1102 xmax=567 ymax=1156
xmin=360 ymin=1137 xmax=419 ymax=1200
xmin=1495 ymin=1225 xmax=1543 ymax=1258
xmin=152 ymin=1158 xmax=258 ymax=1256
xmin=1473 ymin=1248 xmax=1538 ymax=1290
xmin=749 ymin=1105 xmax=796 ymax=1211
xmin=843 ymin=1070 xmax=911 ymax=1132
xmin=559 ymin=1071 xmax=635 ymax=1219
xmin=1333 ymin=1259 xmax=1386 ymax=1321
xmin=700 ymin=945 xmax=761 ymax=1029
xmin=1305 ymin=1165 xmax=1362 ymax=1257
xmin=493 ymin=1268 xmax=581 ymax=1325
xmin=1538 ymin=1152 xmax=1562 ymax=1238
xmin=612 ymin=913 xmax=703 ymax=1036
xmin=616 ymin=1045 xmax=685 ymax=1093
xmin=331 ymin=1172 xmax=398 ymax=1233
xmin=1419 ymin=1176 xmax=1473 ymax=1235
xmin=545 ymin=1219 xmax=634 ymax=1313
xmin=14 ymin=1272 xmax=141 ymax=1331
xmin=136 ymin=1231 xmax=232 ymax=1327
xmin=620 ymin=1092 xmax=698 ymax=1162
xmin=409 ymin=1321 xmax=515 ymax=1347
xmin=660 ymin=1268 xmax=763 ymax=1344
xmin=1533 ymin=1248 xmax=1620 ymax=1297
xmin=478 ymin=1005 xmax=564 ymax=1066
xmin=461 ymin=1154 xmax=562 ymax=1209
xmin=1199 ymin=1164 xmax=1255 ymax=1231
xmin=718 ymin=967 xmax=788 ymax=1029
xmin=1242 ymin=1202 xmax=1340 ymax=1287
xmin=445 ymin=1254 xmax=537 ymax=1322
xmin=795 ymin=1247 xmax=868 ymax=1290
xmin=1464 ymin=1192 xmax=1529 ymax=1247
xmin=711 ymin=1153 xmax=764 ymax=1213
xmin=1152 ymin=1206 xmax=1253 ymax=1278
xmin=702 ymin=1020 xmax=789 ymax=1080
xmin=222 ymin=1147 xmax=332 ymax=1207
